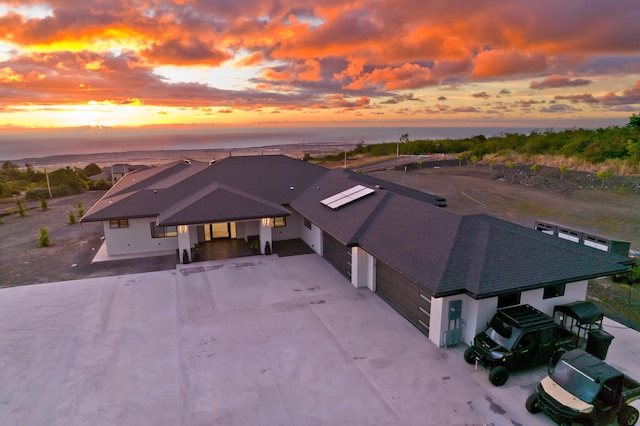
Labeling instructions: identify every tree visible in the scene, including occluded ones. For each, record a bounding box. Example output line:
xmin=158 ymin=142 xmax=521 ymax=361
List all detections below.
xmin=627 ymin=139 xmax=640 ymax=165
xmin=530 ymin=164 xmax=541 ymax=175
xmin=559 ymin=165 xmax=569 ymax=180
xmin=1 ymin=161 xmax=20 ymax=180
xmin=626 ymin=113 xmax=640 ymax=128
xmin=596 ymin=170 xmax=613 ymax=188
xmin=16 ymin=200 xmax=27 ymax=217
xmin=83 ymin=163 xmax=102 ymax=177
xmin=93 ymin=178 xmax=110 ymax=190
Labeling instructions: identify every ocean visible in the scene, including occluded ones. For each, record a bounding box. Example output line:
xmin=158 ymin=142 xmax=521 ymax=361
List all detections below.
xmin=2 ymin=123 xmax=619 ymax=165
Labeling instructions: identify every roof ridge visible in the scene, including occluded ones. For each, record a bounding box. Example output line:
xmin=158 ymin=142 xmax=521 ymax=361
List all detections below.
xmin=348 ymin=190 xmax=393 ymax=246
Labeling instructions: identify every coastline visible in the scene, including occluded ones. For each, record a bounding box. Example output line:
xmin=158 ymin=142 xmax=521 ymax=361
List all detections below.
xmin=9 ymin=142 xmax=346 ymax=169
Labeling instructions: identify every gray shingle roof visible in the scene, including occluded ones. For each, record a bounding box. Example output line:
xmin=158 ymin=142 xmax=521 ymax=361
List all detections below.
xmin=157 ymin=182 xmax=290 ymax=226
xmin=82 ymin=155 xmax=327 ymax=223
xmin=294 ymin=169 xmax=629 ymax=299
xmin=83 ymin=154 xmax=629 ymax=300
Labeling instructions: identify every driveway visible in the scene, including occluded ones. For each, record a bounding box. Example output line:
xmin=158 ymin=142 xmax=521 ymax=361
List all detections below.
xmin=0 ymin=253 xmax=616 ymax=425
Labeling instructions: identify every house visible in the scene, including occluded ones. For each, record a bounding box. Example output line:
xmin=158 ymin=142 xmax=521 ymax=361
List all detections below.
xmin=88 ymin=163 xmax=150 ymax=184
xmin=81 ymin=155 xmax=631 ymax=348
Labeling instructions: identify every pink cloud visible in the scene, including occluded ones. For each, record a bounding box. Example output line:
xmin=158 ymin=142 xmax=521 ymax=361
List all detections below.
xmin=599 ymin=80 xmax=640 ymax=106
xmin=530 ymin=75 xmax=592 ymax=90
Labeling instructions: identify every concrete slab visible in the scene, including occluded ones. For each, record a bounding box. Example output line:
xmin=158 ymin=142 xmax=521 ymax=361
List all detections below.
xmin=1 ymin=253 xmax=638 ymax=425
xmin=91 ymin=240 xmax=176 ymax=263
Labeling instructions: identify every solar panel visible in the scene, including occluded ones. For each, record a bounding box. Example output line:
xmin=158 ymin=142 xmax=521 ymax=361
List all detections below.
xmin=321 ymin=185 xmax=375 ymax=209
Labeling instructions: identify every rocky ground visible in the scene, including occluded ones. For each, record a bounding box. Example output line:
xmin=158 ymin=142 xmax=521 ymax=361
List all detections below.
xmin=1 ymin=156 xmax=638 ymax=330
xmin=373 ymin=161 xmax=640 ymax=330
xmin=0 ymin=191 xmax=176 ymax=287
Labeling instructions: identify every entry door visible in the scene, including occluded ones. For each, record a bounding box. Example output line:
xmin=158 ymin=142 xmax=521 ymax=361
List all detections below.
xmin=204 ymin=223 xmax=232 ymax=241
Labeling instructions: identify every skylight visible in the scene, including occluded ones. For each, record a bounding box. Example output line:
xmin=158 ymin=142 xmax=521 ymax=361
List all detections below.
xmin=321 ymin=185 xmax=375 ymax=209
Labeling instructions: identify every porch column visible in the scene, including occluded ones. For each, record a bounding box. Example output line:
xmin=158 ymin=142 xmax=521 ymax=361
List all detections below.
xmin=178 ymin=225 xmax=192 ymax=263
xmin=259 ymin=218 xmax=273 ymax=254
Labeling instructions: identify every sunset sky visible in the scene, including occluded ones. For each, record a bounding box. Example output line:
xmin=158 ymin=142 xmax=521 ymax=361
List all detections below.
xmin=1 ymin=0 xmax=639 ymax=132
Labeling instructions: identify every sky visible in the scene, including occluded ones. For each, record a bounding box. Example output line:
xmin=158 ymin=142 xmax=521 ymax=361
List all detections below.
xmin=0 ymin=0 xmax=639 ymax=133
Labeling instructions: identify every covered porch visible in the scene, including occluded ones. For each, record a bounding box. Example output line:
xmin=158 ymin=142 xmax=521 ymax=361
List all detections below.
xmin=189 ymin=238 xmax=314 ymax=262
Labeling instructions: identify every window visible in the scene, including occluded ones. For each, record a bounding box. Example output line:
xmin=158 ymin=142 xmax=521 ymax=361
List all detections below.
xmin=110 ymin=219 xmax=129 ymax=228
xmin=543 ymin=283 xmax=565 ymax=299
xmin=497 ymin=292 xmax=521 ymax=309
xmin=150 ymin=222 xmax=177 ymax=238
xmin=272 ymin=217 xmax=286 ymax=228
xmin=303 ymin=218 xmax=311 ymax=230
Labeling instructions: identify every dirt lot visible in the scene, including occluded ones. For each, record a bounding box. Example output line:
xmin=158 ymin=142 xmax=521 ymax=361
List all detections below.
xmin=372 ymin=163 xmax=640 ymax=330
xmin=1 ymin=160 xmax=638 ymax=329
xmin=0 ymin=191 xmax=176 ymax=287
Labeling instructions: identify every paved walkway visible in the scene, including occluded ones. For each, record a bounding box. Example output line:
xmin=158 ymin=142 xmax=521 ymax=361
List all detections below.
xmin=1 ymin=254 xmax=638 ymax=425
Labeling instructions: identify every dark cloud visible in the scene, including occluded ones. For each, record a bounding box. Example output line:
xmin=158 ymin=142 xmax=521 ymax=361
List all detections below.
xmin=539 ymin=104 xmax=580 ymax=113
xmin=530 ymin=75 xmax=592 ymax=90
xmin=554 ymin=93 xmax=599 ymax=104
xmin=142 ymin=38 xmax=230 ymax=66
xmin=380 ymin=93 xmax=422 ymax=104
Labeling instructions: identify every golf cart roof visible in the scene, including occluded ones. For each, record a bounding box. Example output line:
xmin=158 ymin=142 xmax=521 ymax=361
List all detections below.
xmin=554 ymin=301 xmax=604 ymax=325
xmin=560 ymin=349 xmax=622 ymax=383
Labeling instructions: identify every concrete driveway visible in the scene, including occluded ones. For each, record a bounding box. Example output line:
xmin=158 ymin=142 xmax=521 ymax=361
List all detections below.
xmin=4 ymin=253 xmax=634 ymax=425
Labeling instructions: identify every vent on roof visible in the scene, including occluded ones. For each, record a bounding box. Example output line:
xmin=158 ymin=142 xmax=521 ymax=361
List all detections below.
xmin=321 ymin=185 xmax=375 ymax=209
xmin=209 ymin=159 xmax=216 ymax=165
xmin=184 ymin=159 xmax=191 ymax=164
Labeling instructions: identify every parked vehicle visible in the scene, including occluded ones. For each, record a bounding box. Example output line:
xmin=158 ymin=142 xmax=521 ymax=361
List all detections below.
xmin=464 ymin=304 xmax=576 ymax=386
xmin=526 ymin=349 xmax=640 ymax=426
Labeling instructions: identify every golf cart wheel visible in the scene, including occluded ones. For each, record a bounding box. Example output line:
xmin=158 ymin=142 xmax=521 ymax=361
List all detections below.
xmin=463 ymin=346 xmax=476 ymax=364
xmin=525 ymin=393 xmax=541 ymax=413
xmin=488 ymin=366 xmax=509 ymax=386
xmin=619 ymin=406 xmax=640 ymax=426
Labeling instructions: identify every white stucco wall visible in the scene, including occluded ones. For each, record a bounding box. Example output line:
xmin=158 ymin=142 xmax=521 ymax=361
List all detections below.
xmin=300 ymin=220 xmax=322 ymax=255
xmin=237 ymin=221 xmax=260 ymax=240
xmin=271 ymin=212 xmax=302 ymax=242
xmin=103 ymin=217 xmax=178 ymax=256
xmin=351 ymin=247 xmax=376 ymax=290
xmin=521 ymin=281 xmax=588 ymax=316
xmin=429 ymin=281 xmax=589 ymax=348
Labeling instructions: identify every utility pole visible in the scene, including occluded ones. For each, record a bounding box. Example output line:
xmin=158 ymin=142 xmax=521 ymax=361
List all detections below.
xmin=45 ymin=167 xmax=53 ymax=198
xmin=340 ymin=137 xmax=348 ymax=169
xmin=397 ymin=128 xmax=405 ymax=158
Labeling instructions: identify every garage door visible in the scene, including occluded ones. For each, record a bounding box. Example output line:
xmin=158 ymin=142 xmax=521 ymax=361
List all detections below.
xmin=376 ymin=262 xmax=431 ymax=337
xmin=322 ymin=233 xmax=351 ymax=279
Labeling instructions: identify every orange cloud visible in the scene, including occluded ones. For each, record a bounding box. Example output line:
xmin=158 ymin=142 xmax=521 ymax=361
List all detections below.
xmin=262 ymin=59 xmax=322 ymax=83
xmin=470 ymin=50 xmax=548 ymax=79
xmin=1 ymin=0 xmax=639 ymax=127
xmin=344 ymin=63 xmax=436 ymax=90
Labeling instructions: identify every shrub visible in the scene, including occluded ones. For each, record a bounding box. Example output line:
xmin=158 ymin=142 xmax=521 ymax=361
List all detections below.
xmin=25 ymin=188 xmax=49 ymax=201
xmin=38 ymin=228 xmax=50 ymax=247
xmin=76 ymin=201 xmax=84 ymax=217
xmin=40 ymin=198 xmax=48 ymax=211
xmin=67 ymin=211 xmax=76 ymax=224
xmin=93 ymin=178 xmax=110 ymax=190
xmin=16 ymin=201 xmax=27 ymax=217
